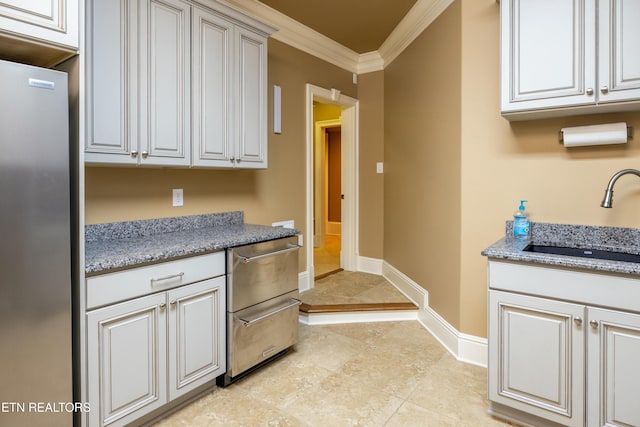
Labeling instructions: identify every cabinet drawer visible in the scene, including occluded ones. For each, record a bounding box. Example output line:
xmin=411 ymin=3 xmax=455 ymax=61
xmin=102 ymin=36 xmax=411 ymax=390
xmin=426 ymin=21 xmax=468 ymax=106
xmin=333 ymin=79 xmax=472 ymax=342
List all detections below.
xmin=87 ymin=251 xmax=225 ymax=309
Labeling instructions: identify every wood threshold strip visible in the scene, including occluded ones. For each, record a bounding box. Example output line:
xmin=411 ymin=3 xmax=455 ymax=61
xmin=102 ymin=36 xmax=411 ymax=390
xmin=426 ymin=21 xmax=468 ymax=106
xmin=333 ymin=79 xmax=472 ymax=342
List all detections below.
xmin=299 ymin=302 xmax=418 ymax=314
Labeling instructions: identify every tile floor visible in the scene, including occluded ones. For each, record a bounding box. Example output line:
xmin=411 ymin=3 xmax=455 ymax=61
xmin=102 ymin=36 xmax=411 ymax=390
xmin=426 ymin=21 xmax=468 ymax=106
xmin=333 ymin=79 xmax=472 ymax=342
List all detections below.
xmin=154 ymin=321 xmax=509 ymax=426
xmin=153 ymin=270 xmax=511 ymax=426
xmin=313 ymin=234 xmax=341 ymax=277
xmin=300 ymin=271 xmax=413 ymax=306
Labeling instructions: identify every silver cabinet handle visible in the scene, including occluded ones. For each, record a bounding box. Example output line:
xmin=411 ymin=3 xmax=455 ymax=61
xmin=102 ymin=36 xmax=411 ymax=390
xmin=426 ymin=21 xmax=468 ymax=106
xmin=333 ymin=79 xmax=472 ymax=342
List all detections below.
xmin=170 ymin=300 xmax=177 ymax=307
xmin=590 ymin=319 xmax=599 ymax=329
xmin=239 ymin=298 xmax=301 ymax=327
xmin=586 ymin=88 xmax=594 ymax=96
xmin=141 ymin=151 xmax=148 ymax=159
xmin=600 ymin=86 xmax=609 ymax=94
xmin=237 ymin=245 xmax=301 ymax=264
xmin=574 ymin=317 xmax=582 ymax=326
xmin=159 ymin=303 xmax=166 ymax=311
xmin=150 ymin=272 xmax=184 ymax=286
xmin=131 ymin=150 xmax=138 ymax=158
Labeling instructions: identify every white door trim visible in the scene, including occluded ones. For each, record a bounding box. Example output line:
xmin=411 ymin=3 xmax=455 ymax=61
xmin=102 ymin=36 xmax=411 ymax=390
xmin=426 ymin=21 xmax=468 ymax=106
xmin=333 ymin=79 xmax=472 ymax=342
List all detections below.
xmin=305 ymin=84 xmax=359 ymax=288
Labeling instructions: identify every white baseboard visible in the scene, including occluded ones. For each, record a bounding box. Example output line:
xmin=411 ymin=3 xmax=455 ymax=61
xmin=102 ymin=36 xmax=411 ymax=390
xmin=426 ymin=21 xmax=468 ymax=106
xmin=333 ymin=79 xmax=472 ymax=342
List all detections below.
xmin=299 ymin=270 xmax=312 ymax=292
xmin=299 ymin=309 xmax=417 ymax=325
xmin=326 ymin=221 xmax=341 ymax=235
xmin=383 ymin=261 xmax=487 ymax=368
xmin=357 ymin=256 xmax=383 ymax=275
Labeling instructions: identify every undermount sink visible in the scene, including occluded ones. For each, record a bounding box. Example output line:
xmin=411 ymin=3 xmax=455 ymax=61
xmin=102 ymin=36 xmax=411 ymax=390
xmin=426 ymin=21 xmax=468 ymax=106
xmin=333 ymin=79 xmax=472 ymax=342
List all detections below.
xmin=524 ymin=244 xmax=640 ymax=263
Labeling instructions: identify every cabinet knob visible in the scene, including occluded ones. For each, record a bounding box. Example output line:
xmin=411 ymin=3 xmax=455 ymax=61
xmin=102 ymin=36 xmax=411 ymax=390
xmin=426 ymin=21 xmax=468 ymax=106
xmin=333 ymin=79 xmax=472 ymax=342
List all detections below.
xmin=586 ymin=88 xmax=594 ymax=96
xmin=141 ymin=151 xmax=149 ymax=159
xmin=574 ymin=317 xmax=583 ymax=326
xmin=600 ymin=86 xmax=609 ymax=94
xmin=589 ymin=319 xmax=599 ymax=329
xmin=170 ymin=300 xmax=177 ymax=307
xmin=159 ymin=303 xmax=166 ymax=311
xmin=131 ymin=150 xmax=138 ymax=158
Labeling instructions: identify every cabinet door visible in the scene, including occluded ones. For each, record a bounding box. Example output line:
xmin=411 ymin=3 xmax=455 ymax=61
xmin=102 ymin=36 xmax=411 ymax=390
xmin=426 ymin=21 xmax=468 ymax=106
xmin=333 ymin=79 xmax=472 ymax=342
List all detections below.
xmin=87 ymin=293 xmax=167 ymax=427
xmin=85 ymin=0 xmax=138 ymax=164
xmin=235 ymin=26 xmax=268 ymax=169
xmin=0 ymin=0 xmax=78 ymax=48
xmin=587 ymin=307 xmax=640 ymax=427
xmin=138 ymin=0 xmax=191 ymax=166
xmin=500 ymin=0 xmax=597 ymax=113
xmin=167 ymin=277 xmax=226 ymax=400
xmin=191 ymin=7 xmax=234 ymax=168
xmin=597 ymin=0 xmax=640 ymax=103
xmin=489 ymin=290 xmax=584 ymax=427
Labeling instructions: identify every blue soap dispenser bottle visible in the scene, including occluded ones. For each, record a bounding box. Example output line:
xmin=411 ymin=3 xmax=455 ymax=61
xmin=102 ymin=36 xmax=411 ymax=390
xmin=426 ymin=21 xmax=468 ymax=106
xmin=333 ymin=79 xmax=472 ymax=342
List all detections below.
xmin=513 ymin=200 xmax=530 ymax=240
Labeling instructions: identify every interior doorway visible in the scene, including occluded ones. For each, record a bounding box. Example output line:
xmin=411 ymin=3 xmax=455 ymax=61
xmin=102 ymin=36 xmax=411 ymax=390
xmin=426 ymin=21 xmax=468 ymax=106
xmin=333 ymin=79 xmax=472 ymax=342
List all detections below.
xmin=313 ymin=114 xmax=342 ymax=278
xmin=304 ymin=84 xmax=359 ymax=291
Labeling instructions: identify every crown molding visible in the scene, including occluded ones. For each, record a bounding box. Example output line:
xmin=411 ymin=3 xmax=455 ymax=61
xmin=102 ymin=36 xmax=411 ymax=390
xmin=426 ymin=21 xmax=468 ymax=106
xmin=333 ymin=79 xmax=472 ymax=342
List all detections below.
xmin=218 ymin=0 xmax=453 ymax=74
xmin=378 ymin=0 xmax=455 ymax=67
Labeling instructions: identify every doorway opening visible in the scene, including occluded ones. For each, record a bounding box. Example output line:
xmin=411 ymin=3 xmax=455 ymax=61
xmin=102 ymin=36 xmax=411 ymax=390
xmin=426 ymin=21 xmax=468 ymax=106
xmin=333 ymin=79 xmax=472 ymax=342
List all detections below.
xmin=304 ymin=84 xmax=359 ymax=291
xmin=313 ymin=113 xmax=342 ymax=279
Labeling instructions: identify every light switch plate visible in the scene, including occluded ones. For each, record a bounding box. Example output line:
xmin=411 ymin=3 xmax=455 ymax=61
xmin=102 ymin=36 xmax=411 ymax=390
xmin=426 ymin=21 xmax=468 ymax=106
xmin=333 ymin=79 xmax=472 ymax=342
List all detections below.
xmin=376 ymin=162 xmax=384 ymax=174
xmin=172 ymin=188 xmax=183 ymax=207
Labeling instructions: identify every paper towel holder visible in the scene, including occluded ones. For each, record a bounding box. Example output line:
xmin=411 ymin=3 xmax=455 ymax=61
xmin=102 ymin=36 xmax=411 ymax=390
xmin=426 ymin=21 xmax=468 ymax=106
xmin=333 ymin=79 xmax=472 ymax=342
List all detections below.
xmin=558 ymin=125 xmax=633 ymax=144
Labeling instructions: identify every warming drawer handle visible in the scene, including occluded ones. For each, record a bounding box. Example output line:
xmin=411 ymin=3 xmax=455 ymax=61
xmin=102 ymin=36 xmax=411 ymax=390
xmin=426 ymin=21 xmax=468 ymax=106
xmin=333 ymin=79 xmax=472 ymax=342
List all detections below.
xmin=237 ymin=245 xmax=301 ymax=264
xmin=239 ymin=298 xmax=301 ymax=327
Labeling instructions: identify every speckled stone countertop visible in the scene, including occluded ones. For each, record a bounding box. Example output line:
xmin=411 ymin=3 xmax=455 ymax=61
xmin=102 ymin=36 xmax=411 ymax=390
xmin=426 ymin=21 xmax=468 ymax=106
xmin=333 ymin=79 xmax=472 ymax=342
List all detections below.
xmin=85 ymin=211 xmax=300 ymax=275
xmin=482 ymin=221 xmax=640 ymax=275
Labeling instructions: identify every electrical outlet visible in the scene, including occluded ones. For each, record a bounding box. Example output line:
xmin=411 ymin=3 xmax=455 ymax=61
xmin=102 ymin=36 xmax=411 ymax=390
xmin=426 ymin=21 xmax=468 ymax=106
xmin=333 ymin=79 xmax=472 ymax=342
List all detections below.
xmin=272 ymin=220 xmax=294 ymax=229
xmin=172 ymin=189 xmax=183 ymax=207
xmin=376 ymin=162 xmax=384 ymax=174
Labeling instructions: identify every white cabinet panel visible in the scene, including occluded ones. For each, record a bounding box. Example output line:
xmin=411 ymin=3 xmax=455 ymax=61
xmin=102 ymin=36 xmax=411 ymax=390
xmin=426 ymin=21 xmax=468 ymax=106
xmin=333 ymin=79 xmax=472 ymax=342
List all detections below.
xmin=235 ymin=26 xmax=267 ymax=168
xmin=139 ymin=0 xmax=191 ymax=166
xmin=85 ymin=0 xmax=137 ymax=163
xmin=598 ymin=0 xmax=640 ymax=103
xmin=168 ymin=277 xmax=226 ymax=400
xmin=191 ymin=8 xmax=233 ymax=167
xmin=587 ymin=307 xmax=640 ymax=427
xmin=0 ymin=0 xmax=78 ymax=49
xmin=87 ymin=293 xmax=167 ymax=427
xmin=489 ymin=290 xmax=584 ymax=427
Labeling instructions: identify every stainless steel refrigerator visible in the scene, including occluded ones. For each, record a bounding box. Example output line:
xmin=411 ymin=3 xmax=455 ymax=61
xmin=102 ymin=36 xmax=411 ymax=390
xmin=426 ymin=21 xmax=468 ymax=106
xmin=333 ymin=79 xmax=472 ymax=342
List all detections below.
xmin=0 ymin=59 xmax=73 ymax=426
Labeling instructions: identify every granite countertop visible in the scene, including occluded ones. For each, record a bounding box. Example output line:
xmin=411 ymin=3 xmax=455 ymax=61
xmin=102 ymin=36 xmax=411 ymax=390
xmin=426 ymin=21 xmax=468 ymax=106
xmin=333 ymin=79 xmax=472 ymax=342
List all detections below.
xmin=85 ymin=211 xmax=300 ymax=275
xmin=482 ymin=221 xmax=640 ymax=276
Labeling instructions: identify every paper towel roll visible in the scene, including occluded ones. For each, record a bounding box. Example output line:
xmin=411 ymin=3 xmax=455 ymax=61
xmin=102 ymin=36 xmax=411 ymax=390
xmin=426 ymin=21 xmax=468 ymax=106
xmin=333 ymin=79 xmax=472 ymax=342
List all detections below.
xmin=561 ymin=122 xmax=628 ymax=147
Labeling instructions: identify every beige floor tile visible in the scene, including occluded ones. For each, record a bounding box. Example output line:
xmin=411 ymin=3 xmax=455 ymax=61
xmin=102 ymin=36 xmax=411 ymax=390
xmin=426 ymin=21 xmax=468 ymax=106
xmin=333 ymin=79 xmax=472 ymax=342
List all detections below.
xmin=155 ymin=272 xmax=497 ymax=427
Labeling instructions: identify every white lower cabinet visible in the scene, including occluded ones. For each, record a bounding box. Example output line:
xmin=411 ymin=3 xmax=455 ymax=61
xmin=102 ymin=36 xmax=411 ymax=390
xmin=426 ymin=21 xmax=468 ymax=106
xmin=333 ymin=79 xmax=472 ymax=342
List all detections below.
xmin=587 ymin=307 xmax=640 ymax=427
xmin=87 ymin=269 xmax=225 ymax=427
xmin=488 ymin=261 xmax=640 ymax=427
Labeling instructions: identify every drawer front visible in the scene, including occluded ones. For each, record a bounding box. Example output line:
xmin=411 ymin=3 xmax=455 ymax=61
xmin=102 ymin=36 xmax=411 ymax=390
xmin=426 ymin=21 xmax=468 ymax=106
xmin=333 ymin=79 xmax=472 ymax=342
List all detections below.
xmin=87 ymin=251 xmax=225 ymax=309
xmin=228 ymin=290 xmax=300 ymax=377
xmin=228 ymin=237 xmax=299 ymax=311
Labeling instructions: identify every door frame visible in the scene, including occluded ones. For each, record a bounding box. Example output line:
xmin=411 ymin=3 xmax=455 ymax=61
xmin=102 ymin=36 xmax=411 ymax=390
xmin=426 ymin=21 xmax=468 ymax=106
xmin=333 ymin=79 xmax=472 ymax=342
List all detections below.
xmin=305 ymin=84 xmax=359 ymax=289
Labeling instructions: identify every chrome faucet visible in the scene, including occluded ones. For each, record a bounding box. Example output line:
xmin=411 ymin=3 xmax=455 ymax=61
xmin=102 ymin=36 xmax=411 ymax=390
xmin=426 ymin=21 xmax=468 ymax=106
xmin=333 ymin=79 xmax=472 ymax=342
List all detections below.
xmin=601 ymin=169 xmax=640 ymax=208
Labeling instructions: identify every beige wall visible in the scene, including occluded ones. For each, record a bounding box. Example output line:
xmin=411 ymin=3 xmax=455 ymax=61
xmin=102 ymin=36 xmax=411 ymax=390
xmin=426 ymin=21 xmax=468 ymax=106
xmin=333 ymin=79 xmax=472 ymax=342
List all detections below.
xmin=383 ymin=0 xmax=640 ymax=338
xmin=384 ymin=1 xmax=462 ymax=329
xmin=358 ymin=71 xmax=385 ymax=259
xmin=85 ymin=39 xmax=359 ymax=272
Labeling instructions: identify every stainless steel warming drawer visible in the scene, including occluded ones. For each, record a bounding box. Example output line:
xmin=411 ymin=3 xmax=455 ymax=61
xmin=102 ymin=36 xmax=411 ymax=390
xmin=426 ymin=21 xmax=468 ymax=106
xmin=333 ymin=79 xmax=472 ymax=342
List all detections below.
xmin=218 ymin=236 xmax=300 ymax=385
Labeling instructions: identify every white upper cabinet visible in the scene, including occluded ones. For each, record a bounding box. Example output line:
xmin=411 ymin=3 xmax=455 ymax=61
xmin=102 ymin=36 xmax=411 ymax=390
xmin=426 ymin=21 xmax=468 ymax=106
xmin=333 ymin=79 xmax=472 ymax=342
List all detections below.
xmin=85 ymin=0 xmax=274 ymax=168
xmin=501 ymin=0 xmax=640 ymax=120
xmin=85 ymin=0 xmax=191 ymax=166
xmin=0 ymin=0 xmax=78 ymax=49
xmin=191 ymin=6 xmax=269 ymax=168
